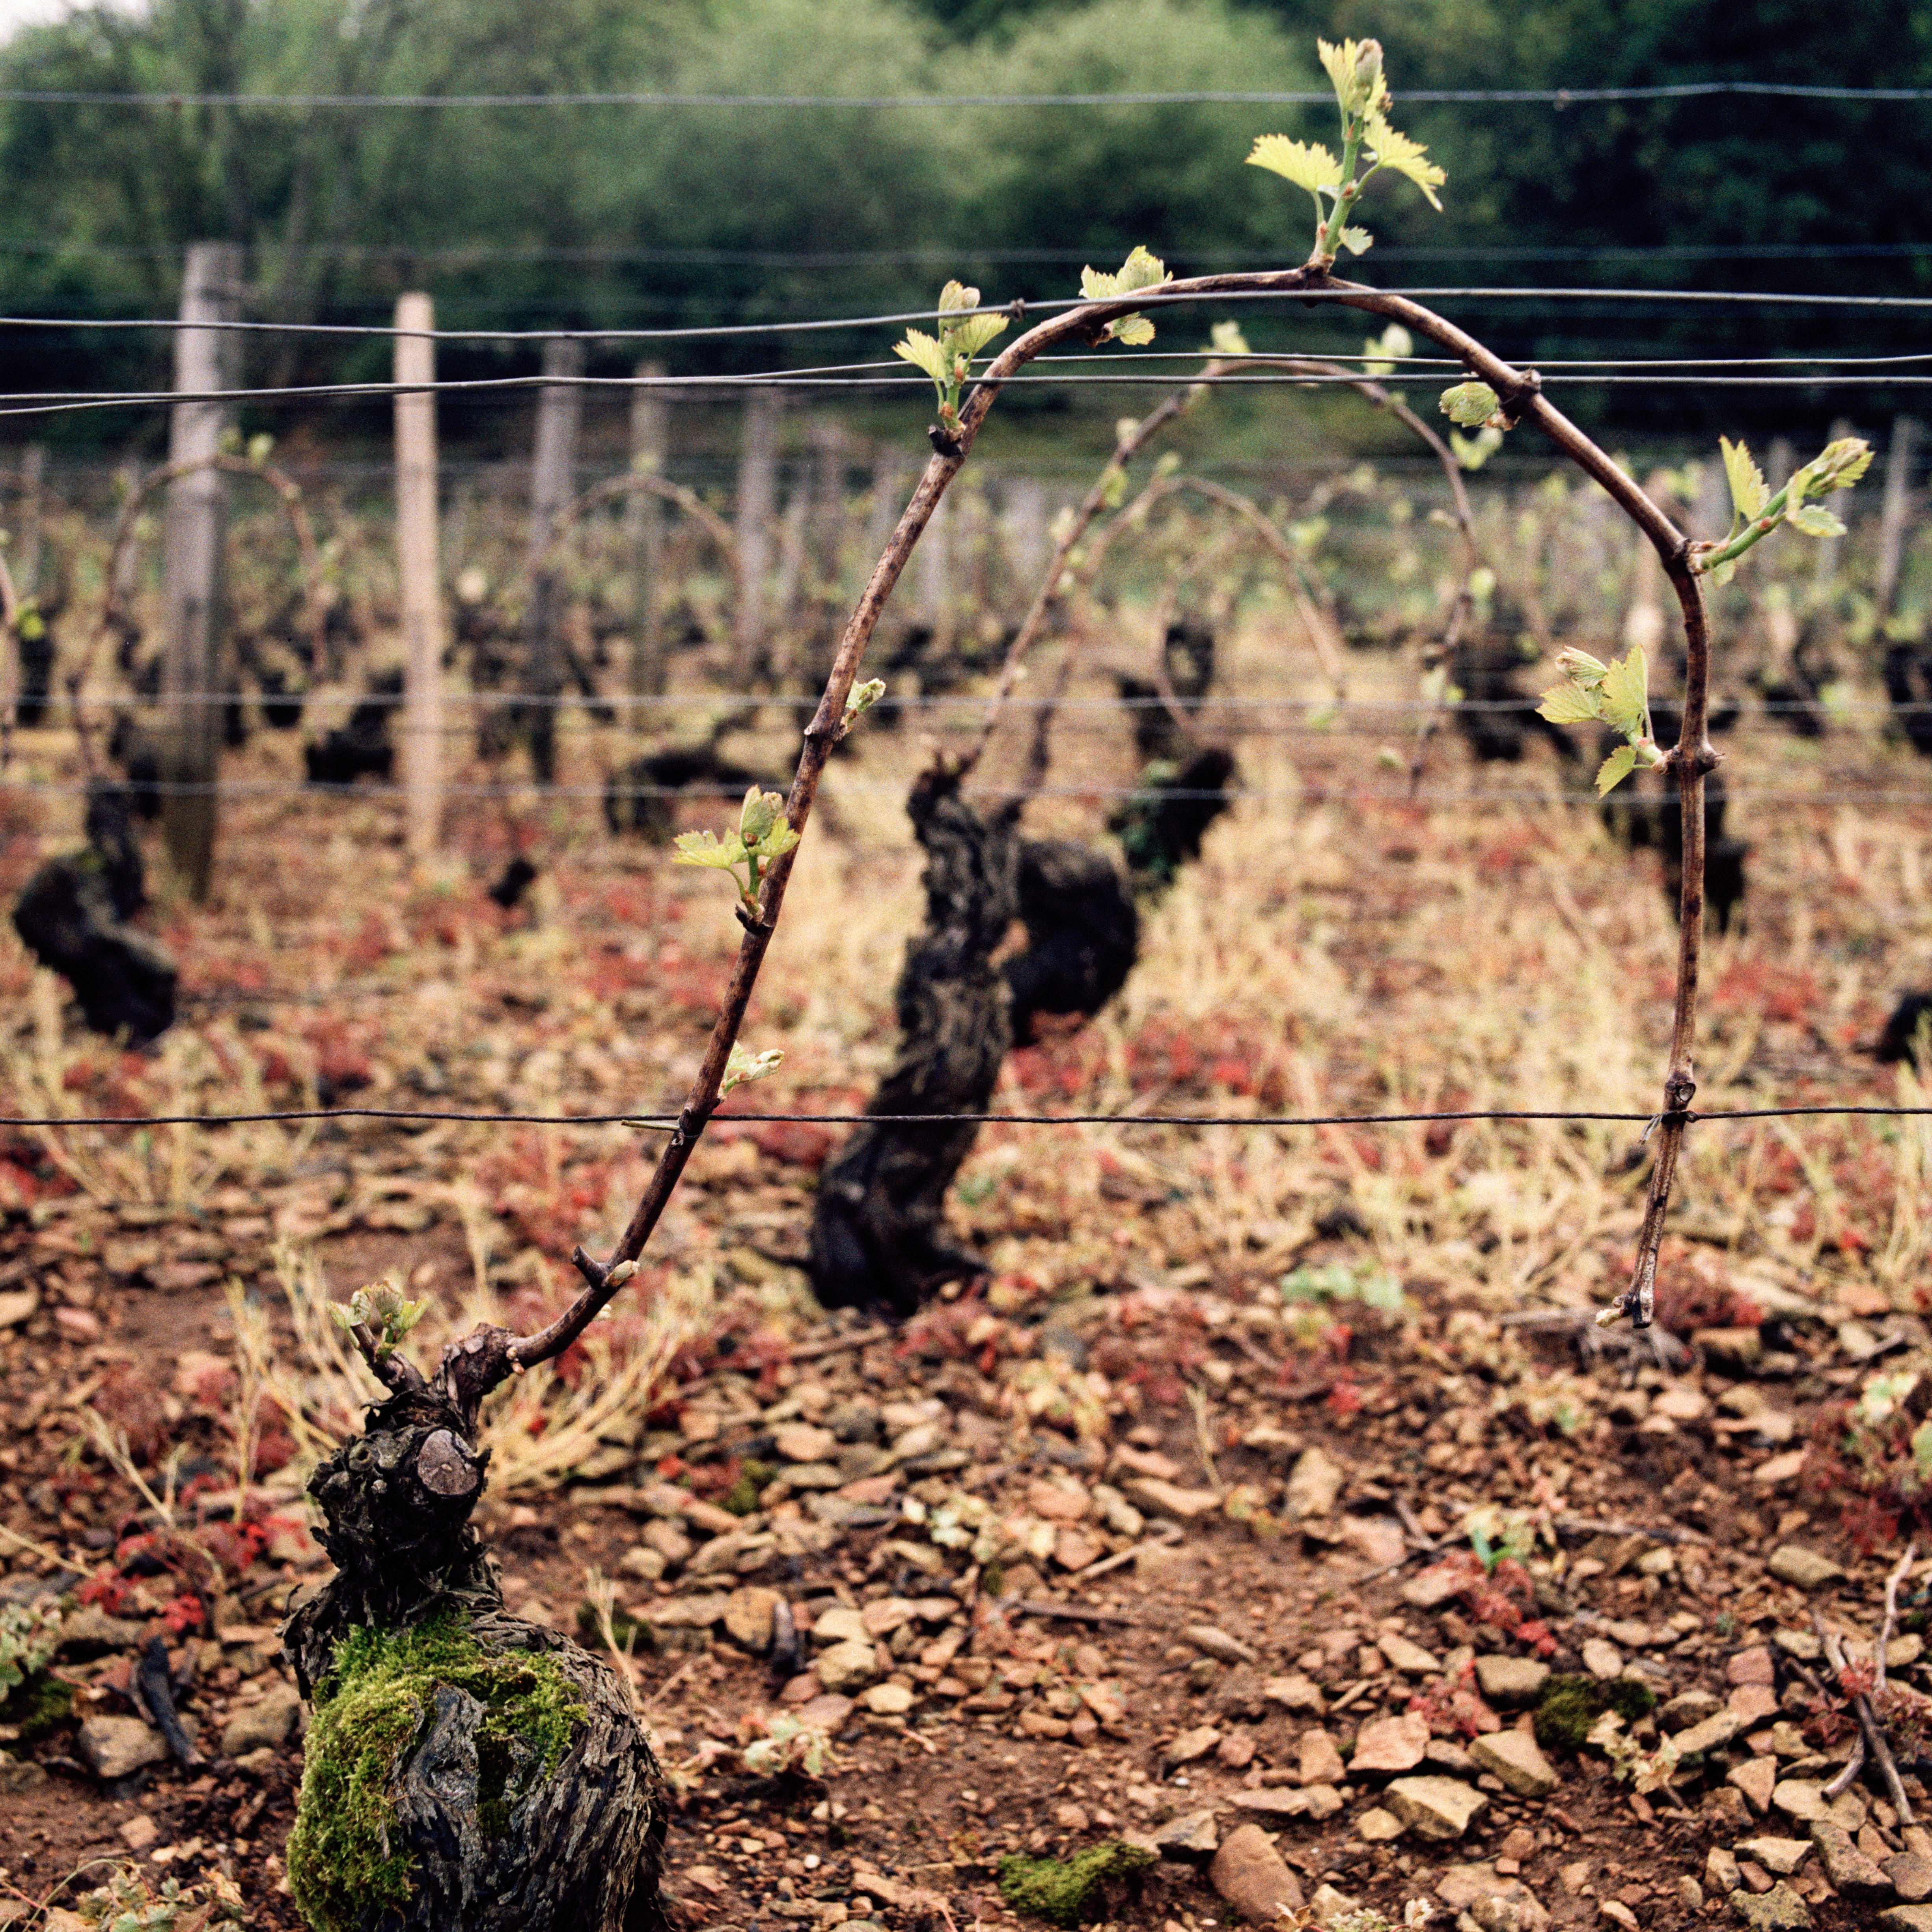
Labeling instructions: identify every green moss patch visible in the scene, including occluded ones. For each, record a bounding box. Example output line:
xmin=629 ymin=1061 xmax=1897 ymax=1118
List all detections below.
xmin=997 ymin=1842 xmax=1157 ymax=1926
xmin=1533 ymin=1672 xmax=1656 ymax=1753
xmin=286 ymin=1613 xmax=586 ymax=1932
xmin=0 ymin=1667 xmax=74 ymax=1742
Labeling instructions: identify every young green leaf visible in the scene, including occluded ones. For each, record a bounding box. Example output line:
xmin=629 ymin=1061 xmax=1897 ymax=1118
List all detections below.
xmin=1599 ymin=644 xmax=1650 ymax=740
xmin=842 ymin=678 xmax=886 ymax=730
xmin=1080 ymin=247 xmax=1167 ymax=345
xmin=1337 ymin=227 xmax=1374 ymax=255
xmin=1361 ymin=112 xmax=1445 ymax=210
xmin=948 ymin=311 xmax=1008 ymax=362
xmin=1449 ymin=426 xmax=1503 ymax=471
xmin=1595 ymin=743 xmax=1638 ymax=796
xmin=1079 ymin=246 xmax=1167 ymax=300
xmin=1318 ymin=36 xmax=1387 ymax=118
xmin=721 ymin=1043 xmax=784 ymax=1097
xmin=1719 ymin=435 xmax=1767 ymax=524
xmin=1209 ymin=321 xmax=1251 ymax=358
xmin=672 ymin=828 xmax=744 ymax=870
xmin=1244 ymin=134 xmax=1341 ymax=201
xmin=1535 ymin=683 xmax=1602 ymax=726
xmin=893 ymin=328 xmax=950 ymax=390
xmin=1361 ymin=323 xmax=1412 ymax=377
xmin=1439 ymin=381 xmax=1502 ymax=428
xmin=1787 ymin=504 xmax=1846 ymax=539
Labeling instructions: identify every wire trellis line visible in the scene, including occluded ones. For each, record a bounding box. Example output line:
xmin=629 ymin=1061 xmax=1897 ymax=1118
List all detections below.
xmin=3 ymin=1104 xmax=1927 ymax=1133
xmin=0 ymin=82 xmax=1927 ymax=109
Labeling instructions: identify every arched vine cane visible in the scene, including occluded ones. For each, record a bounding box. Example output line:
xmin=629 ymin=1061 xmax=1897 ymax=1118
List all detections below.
xmin=354 ymin=264 xmax=1708 ymax=1422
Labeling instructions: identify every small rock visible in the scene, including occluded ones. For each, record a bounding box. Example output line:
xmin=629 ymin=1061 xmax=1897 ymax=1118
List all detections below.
xmin=1681 ymin=1877 xmax=1706 ymax=1911
xmin=0 ymin=1758 xmax=47 ymax=1792
xmin=617 ymin=1545 xmax=666 ymax=1584
xmin=118 ymin=1815 xmax=158 ymax=1852
xmin=1307 ymin=1884 xmax=1361 ymax=1926
xmin=1468 ymin=1728 xmax=1558 ymax=1799
xmin=639 ymin=1518 xmax=693 ymax=1568
xmin=1767 ymin=1546 xmax=1846 ymax=1591
xmin=1154 ymin=1809 xmax=1220 ymax=1858
xmin=1185 ymin=1624 xmax=1257 ymax=1665
xmin=816 ymin=1639 xmax=881 ymax=1695
xmin=1386 ymin=1775 xmax=1489 ymax=1841
xmin=1379 ymin=1631 xmax=1442 ymax=1675
xmin=1353 ymin=1710 xmax=1430 ymax=1773
xmin=1728 ymin=1646 xmax=1777 ymax=1687
xmin=1229 ymin=1788 xmax=1310 ymax=1819
xmin=1401 ymin=1562 xmax=1468 ymax=1609
xmin=1340 ymin=1515 xmax=1406 ymax=1567
xmin=1730 ymin=1881 xmax=1811 ymax=1930
xmin=1887 ymin=1855 xmax=1932 ymax=1902
xmin=1285 ymin=1447 xmax=1344 ymax=1520
xmin=1708 ymin=1848 xmax=1742 ymax=1892
xmin=1166 ymin=1724 xmax=1221 ymax=1765
xmin=1209 ymin=1822 xmax=1306 ymax=1925
xmin=794 ymin=1693 xmax=854 ymax=1736
xmin=1659 ymin=1688 xmax=1724 ymax=1732
xmin=1475 ymin=1656 xmax=1550 ymax=1707
xmin=1437 ymin=1862 xmax=1550 ymax=1932
xmin=1122 ymin=1475 xmax=1222 ymax=1520
xmin=1052 ymin=1527 xmax=1104 ymax=1572
xmin=1653 ymin=1384 xmax=1709 ymax=1421
xmin=1599 ymin=1903 xmax=1640 ymax=1932
xmin=1772 ymin=1781 xmax=1828 ymax=1825
xmin=1878 ymin=1910 xmax=1932 ymax=1932
xmin=1730 ymin=1758 xmax=1779 ymax=1814
xmin=722 ymin=1586 xmax=781 ymax=1652
xmin=862 ymin=1682 xmax=914 ymax=1716
xmin=1729 ymin=1684 xmax=1781 ymax=1724
xmin=57 ymin=1604 xmax=147 ymax=1657
xmin=1674 ymin=1708 xmax=1748 ymax=1756
xmin=1697 ymin=1327 xmax=1765 ymax=1372
xmin=1356 ymin=1807 xmax=1404 ymax=1842
xmin=1304 ymin=1785 xmax=1343 ymax=1820
xmin=1299 ymin=1729 xmax=1346 ymax=1787
xmin=812 ymin=1605 xmax=870 ymax=1647
xmin=77 ymin=1714 xmax=170 ymax=1780
xmin=1262 ymin=1673 xmax=1325 ymax=1714
xmin=772 ymin=1421 xmax=839 ymax=1464
xmin=1734 ymin=1839 xmax=1813 ymax=1877
xmin=1580 ymin=1637 xmax=1624 ymax=1679
xmin=218 ymin=1680 xmax=302 ymax=1758
xmin=1811 ymin=1818 xmax=1894 ymax=1894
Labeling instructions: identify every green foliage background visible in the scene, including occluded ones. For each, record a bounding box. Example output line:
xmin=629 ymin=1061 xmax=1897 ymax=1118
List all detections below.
xmin=1 ymin=0 xmax=1926 ymax=438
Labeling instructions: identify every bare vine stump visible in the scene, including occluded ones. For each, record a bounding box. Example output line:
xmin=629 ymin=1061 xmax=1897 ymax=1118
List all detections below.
xmin=12 ymin=782 xmax=176 ymax=1045
xmin=283 ymin=1388 xmax=665 ymax=1932
xmin=1107 ymin=745 xmax=1237 ymax=891
xmin=1006 ymin=840 xmax=1139 ymax=1044
xmin=305 ymin=672 xmax=400 ymax=787
xmin=809 ymin=763 xmax=1018 ymax=1317
xmin=1885 ymin=642 xmax=1932 ymax=757
xmin=1876 ymin=993 xmax=1932 ymax=1069
xmin=1451 ymin=630 xmax=1583 ymax=765
xmin=604 ymin=744 xmax=776 ymax=842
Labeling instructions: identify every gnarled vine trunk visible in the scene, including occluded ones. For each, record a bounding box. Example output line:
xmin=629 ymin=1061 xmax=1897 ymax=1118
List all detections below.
xmin=282 ymin=1388 xmax=665 ymax=1932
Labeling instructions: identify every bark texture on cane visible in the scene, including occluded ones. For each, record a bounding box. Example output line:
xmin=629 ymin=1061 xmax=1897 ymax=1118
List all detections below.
xmin=283 ymin=1389 xmax=665 ymax=1932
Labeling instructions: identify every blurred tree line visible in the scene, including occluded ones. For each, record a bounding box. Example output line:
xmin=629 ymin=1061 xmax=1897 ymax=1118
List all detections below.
xmin=1 ymin=0 xmax=1926 ymax=438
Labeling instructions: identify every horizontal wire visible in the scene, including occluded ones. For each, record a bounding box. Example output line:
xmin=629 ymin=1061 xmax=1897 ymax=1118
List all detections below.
xmin=4 ymin=241 xmax=1932 ymax=270
xmin=10 ymin=318 xmax=1932 ymax=382
xmin=0 ymin=83 xmax=1926 ymax=109
xmin=8 ymin=778 xmax=1932 ymax=809
xmin=60 ymin=692 xmax=1932 ymax=717
xmin=9 ymin=283 xmax=1932 ymax=347
xmin=9 ymin=366 xmax=1932 ymax=423
xmin=1 ymin=1104 xmax=1924 ymax=1134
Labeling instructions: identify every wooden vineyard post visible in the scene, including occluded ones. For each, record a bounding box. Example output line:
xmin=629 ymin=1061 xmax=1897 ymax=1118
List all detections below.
xmin=733 ymin=387 xmax=781 ymax=678
xmin=160 ymin=240 xmax=243 ymax=902
xmin=625 ymin=364 xmax=668 ymax=704
xmin=394 ymin=293 xmax=443 ymax=858
xmin=526 ymin=336 xmax=584 ymax=785
xmin=1876 ymin=416 xmax=1920 ymax=623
